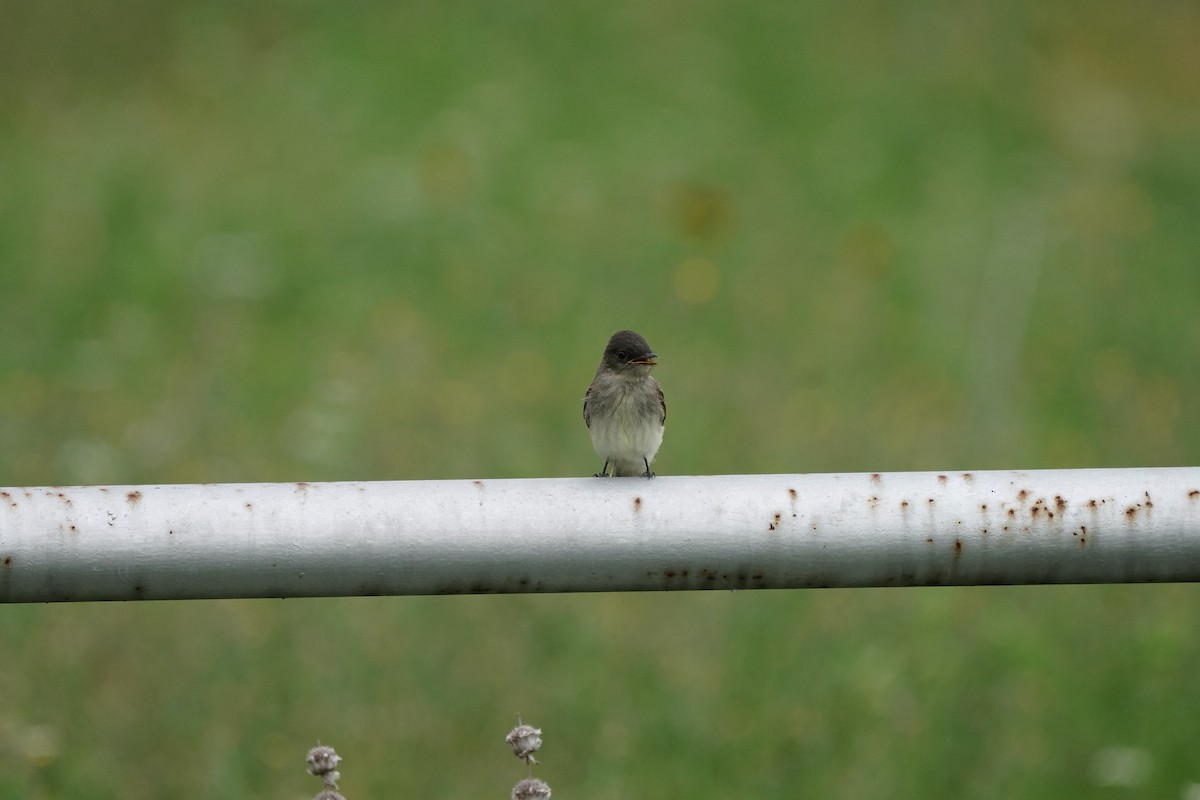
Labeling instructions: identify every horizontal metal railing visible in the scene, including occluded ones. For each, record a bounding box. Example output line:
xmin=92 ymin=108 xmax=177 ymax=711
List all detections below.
xmin=2 ymin=468 xmax=1198 ymax=602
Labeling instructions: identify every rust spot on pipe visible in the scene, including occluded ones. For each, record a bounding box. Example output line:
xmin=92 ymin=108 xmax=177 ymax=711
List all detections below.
xmin=868 ymin=496 xmax=879 ymax=510
xmin=633 ymin=496 xmax=643 ymax=512
xmin=0 ymin=491 xmax=13 ymax=508
xmin=3 ymin=555 xmax=12 ymax=566
xmin=953 ymin=539 xmax=963 ymax=557
xmin=900 ymin=500 xmax=910 ymax=510
xmin=1125 ymin=506 xmax=1138 ymax=520
xmin=870 ymin=473 xmax=881 ymax=483
xmin=1143 ymin=491 xmax=1153 ymax=509
xmin=980 ymin=503 xmax=988 ymax=512
xmin=937 ymin=474 xmax=947 ymax=484
xmin=296 ymin=482 xmax=310 ymax=490
xmin=926 ymin=537 xmax=934 ymax=543
xmin=1188 ymin=489 xmax=1200 ymax=500
xmin=961 ymin=472 xmax=974 ymax=481
xmin=1017 ymin=489 xmax=1028 ymax=502
xmin=768 ymin=512 xmax=782 ymax=530
xmin=473 ymin=480 xmax=484 ymax=489
xmin=1078 ymin=525 xmax=1088 ymax=546
xmin=1088 ymin=499 xmax=1098 ymax=509
xmin=928 ymin=498 xmax=935 ymax=506
xmin=787 ymin=487 xmax=798 ymax=501
xmin=244 ymin=502 xmax=253 ymax=510
xmin=1007 ymin=508 xmax=1016 ymax=518
xmin=127 ymin=491 xmax=142 ymax=504
xmin=1055 ymin=496 xmax=1067 ymax=513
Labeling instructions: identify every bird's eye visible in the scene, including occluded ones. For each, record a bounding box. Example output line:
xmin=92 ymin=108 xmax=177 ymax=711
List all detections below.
xmin=616 ymin=350 xmax=627 ymax=360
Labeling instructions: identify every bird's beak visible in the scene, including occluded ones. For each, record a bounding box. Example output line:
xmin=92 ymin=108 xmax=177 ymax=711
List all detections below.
xmin=630 ymin=352 xmax=657 ymax=366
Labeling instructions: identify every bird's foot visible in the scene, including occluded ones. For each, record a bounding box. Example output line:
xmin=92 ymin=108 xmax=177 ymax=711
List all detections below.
xmin=641 ymin=457 xmax=655 ymax=478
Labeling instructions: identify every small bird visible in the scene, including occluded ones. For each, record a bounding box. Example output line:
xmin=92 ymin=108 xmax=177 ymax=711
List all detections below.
xmin=583 ymin=330 xmax=666 ymax=478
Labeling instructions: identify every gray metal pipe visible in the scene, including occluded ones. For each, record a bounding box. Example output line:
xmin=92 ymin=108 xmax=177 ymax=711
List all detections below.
xmin=1 ymin=468 xmax=1198 ymax=602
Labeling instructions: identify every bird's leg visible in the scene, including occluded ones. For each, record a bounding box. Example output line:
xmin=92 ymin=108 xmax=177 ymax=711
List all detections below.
xmin=641 ymin=457 xmax=655 ymax=478
xmin=593 ymin=459 xmax=610 ymax=478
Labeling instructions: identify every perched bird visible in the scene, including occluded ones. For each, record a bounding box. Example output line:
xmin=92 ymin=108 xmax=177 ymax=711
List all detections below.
xmin=582 ymin=330 xmax=666 ymax=478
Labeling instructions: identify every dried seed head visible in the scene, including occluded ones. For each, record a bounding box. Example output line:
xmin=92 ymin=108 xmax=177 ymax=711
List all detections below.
xmin=306 ymin=745 xmax=342 ymax=788
xmin=505 ymin=724 xmax=543 ymax=764
xmin=512 ymin=778 xmax=552 ymax=800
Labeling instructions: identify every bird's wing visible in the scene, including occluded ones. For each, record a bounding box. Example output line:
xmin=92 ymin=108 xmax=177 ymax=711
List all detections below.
xmin=657 ymin=381 xmax=666 ymax=425
xmin=583 ymin=387 xmax=592 ymax=428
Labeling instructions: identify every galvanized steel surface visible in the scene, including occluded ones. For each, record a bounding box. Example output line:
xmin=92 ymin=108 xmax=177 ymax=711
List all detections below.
xmin=1 ymin=469 xmax=1199 ymax=602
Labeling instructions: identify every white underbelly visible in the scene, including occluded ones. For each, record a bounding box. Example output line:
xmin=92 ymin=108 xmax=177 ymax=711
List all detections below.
xmin=590 ymin=408 xmax=664 ymax=469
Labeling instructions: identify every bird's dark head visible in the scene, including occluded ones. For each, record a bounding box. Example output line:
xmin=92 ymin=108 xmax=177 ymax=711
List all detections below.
xmin=600 ymin=330 xmax=657 ymax=375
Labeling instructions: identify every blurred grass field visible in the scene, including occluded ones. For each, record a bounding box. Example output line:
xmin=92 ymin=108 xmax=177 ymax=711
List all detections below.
xmin=2 ymin=1 xmax=1200 ymax=797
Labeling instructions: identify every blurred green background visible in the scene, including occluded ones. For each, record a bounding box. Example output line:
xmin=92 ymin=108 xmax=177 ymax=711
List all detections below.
xmin=2 ymin=0 xmax=1199 ymax=797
